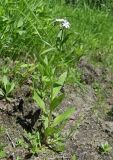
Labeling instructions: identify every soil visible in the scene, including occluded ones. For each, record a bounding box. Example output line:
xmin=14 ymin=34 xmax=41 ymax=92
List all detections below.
xmin=0 ymin=58 xmax=113 ymax=160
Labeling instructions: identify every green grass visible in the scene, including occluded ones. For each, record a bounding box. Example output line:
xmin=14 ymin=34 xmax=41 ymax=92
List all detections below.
xmin=0 ymin=0 xmax=113 ymax=77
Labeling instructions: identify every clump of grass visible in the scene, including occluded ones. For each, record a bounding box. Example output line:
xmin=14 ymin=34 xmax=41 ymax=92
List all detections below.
xmin=98 ymin=141 xmax=112 ymax=154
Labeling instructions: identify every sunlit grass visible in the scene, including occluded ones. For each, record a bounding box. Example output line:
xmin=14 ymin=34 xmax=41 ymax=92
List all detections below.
xmin=0 ymin=0 xmax=113 ymax=68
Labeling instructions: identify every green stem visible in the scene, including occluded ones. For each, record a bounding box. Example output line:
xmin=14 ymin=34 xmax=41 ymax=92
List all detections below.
xmin=49 ymin=77 xmax=53 ymax=126
xmin=60 ymin=29 xmax=64 ymax=51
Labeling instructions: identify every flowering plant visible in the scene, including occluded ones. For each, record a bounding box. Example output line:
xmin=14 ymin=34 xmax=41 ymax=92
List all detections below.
xmin=54 ymin=18 xmax=70 ymax=29
xmin=53 ymin=18 xmax=71 ymax=51
xmin=26 ymin=56 xmax=75 ymax=153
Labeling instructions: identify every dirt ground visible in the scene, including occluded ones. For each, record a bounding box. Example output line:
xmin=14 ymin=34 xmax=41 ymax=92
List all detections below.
xmin=0 ymin=59 xmax=113 ymax=160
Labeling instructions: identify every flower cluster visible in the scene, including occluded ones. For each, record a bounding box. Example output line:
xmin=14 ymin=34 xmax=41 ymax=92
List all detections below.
xmin=54 ymin=18 xmax=70 ymax=29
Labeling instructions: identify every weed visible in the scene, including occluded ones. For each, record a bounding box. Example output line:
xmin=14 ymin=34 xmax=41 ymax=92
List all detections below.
xmin=27 ymin=69 xmax=75 ymax=154
xmin=16 ymin=139 xmax=25 ymax=147
xmin=0 ymin=127 xmax=6 ymax=158
xmin=99 ymin=141 xmax=112 ymax=154
xmin=53 ymin=18 xmax=71 ymax=52
xmin=0 ymin=144 xmax=6 ymax=159
xmin=71 ymin=154 xmax=77 ymax=160
xmin=0 ymin=75 xmax=15 ymax=101
xmin=14 ymin=62 xmax=37 ymax=85
xmin=16 ymin=157 xmax=22 ymax=160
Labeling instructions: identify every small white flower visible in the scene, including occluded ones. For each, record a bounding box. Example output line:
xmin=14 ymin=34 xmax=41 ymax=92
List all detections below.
xmin=54 ymin=18 xmax=70 ymax=29
xmin=62 ymin=20 xmax=70 ymax=29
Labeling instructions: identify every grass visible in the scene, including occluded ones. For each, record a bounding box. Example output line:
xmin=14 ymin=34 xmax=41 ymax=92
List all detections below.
xmin=0 ymin=1 xmax=113 ymax=83
xmin=0 ymin=0 xmax=113 ymax=70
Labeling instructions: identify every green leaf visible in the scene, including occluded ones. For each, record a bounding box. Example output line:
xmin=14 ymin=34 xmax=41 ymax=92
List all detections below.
xmin=51 ymin=107 xmax=75 ymax=127
xmin=0 ymin=150 xmax=6 ymax=158
xmin=17 ymin=30 xmax=26 ymax=35
xmin=2 ymin=76 xmax=8 ymax=90
xmin=45 ymin=126 xmax=58 ymax=136
xmin=54 ymin=142 xmax=65 ymax=152
xmin=0 ymin=89 xmax=4 ymax=97
xmin=44 ymin=117 xmax=49 ymax=129
xmin=57 ymin=71 xmax=67 ymax=85
xmin=57 ymin=30 xmax=63 ymax=40
xmin=51 ymin=94 xmax=65 ymax=111
xmin=52 ymin=72 xmax=67 ymax=100
xmin=52 ymin=85 xmax=62 ymax=100
xmin=33 ymin=91 xmax=46 ymax=113
xmin=10 ymin=82 xmax=15 ymax=92
xmin=5 ymin=84 xmax=11 ymax=94
xmin=17 ymin=18 xmax=23 ymax=28
xmin=7 ymin=82 xmax=15 ymax=94
xmin=6 ymin=97 xmax=11 ymax=102
xmin=62 ymin=33 xmax=71 ymax=45
xmin=20 ymin=63 xmax=28 ymax=68
xmin=71 ymin=154 xmax=77 ymax=160
xmin=40 ymin=48 xmax=56 ymax=55
xmin=44 ymin=56 xmax=48 ymax=65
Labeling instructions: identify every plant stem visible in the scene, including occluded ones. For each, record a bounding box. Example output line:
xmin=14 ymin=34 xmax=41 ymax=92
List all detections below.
xmin=49 ymin=77 xmax=53 ymax=126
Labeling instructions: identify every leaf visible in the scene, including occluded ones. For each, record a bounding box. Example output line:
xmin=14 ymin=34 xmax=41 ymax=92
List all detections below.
xmin=52 ymin=72 xmax=67 ymax=100
xmin=57 ymin=30 xmax=63 ymax=40
xmin=20 ymin=63 xmax=28 ymax=68
xmin=33 ymin=91 xmax=46 ymax=113
xmin=6 ymin=97 xmax=11 ymax=102
xmin=62 ymin=33 xmax=71 ymax=45
xmin=40 ymin=48 xmax=56 ymax=55
xmin=5 ymin=84 xmax=11 ymax=95
xmin=7 ymin=82 xmax=15 ymax=94
xmin=50 ymin=94 xmax=65 ymax=111
xmin=0 ymin=89 xmax=4 ymax=97
xmin=53 ymin=141 xmax=65 ymax=152
xmin=2 ymin=76 xmax=8 ymax=90
xmin=17 ymin=18 xmax=23 ymax=28
xmin=45 ymin=126 xmax=58 ymax=136
xmin=57 ymin=71 xmax=67 ymax=85
xmin=0 ymin=150 xmax=6 ymax=158
xmin=42 ymin=76 xmax=49 ymax=83
xmin=51 ymin=107 xmax=75 ymax=127
xmin=44 ymin=56 xmax=48 ymax=65
xmin=17 ymin=30 xmax=26 ymax=35
xmin=44 ymin=117 xmax=49 ymax=129
xmin=71 ymin=154 xmax=77 ymax=160
xmin=52 ymin=85 xmax=62 ymax=100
